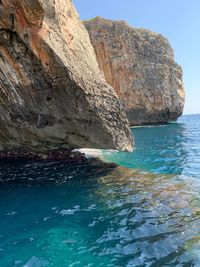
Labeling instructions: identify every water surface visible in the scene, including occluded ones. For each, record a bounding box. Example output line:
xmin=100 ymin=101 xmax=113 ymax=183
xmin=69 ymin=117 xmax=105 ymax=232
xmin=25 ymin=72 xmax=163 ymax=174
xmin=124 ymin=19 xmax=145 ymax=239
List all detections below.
xmin=0 ymin=114 xmax=200 ymax=266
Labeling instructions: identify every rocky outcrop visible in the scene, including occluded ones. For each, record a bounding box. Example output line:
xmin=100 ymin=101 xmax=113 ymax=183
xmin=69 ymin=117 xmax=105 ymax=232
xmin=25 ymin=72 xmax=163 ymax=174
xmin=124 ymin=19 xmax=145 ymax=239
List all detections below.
xmin=84 ymin=17 xmax=185 ymax=125
xmin=0 ymin=2 xmax=133 ymax=152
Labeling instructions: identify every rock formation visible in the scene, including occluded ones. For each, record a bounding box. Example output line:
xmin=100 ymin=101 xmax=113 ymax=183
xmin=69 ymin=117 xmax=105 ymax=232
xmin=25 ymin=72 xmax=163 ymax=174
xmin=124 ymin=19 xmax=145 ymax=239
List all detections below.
xmin=84 ymin=17 xmax=185 ymax=125
xmin=0 ymin=1 xmax=133 ymax=153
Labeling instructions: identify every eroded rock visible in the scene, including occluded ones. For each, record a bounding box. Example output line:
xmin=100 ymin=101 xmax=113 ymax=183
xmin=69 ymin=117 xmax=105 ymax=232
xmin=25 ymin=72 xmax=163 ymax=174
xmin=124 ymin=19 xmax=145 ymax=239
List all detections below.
xmin=0 ymin=1 xmax=133 ymax=152
xmin=84 ymin=17 xmax=185 ymax=125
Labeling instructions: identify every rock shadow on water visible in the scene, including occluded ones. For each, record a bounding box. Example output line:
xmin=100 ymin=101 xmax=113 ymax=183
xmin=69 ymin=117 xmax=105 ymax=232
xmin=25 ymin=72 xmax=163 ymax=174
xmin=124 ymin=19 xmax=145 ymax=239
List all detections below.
xmin=0 ymin=155 xmax=118 ymax=184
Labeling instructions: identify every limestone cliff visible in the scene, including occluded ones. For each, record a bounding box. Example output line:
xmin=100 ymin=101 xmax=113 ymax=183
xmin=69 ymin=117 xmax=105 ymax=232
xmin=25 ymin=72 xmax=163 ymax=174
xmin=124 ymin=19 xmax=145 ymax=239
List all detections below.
xmin=84 ymin=17 xmax=185 ymax=125
xmin=0 ymin=2 xmax=133 ymax=152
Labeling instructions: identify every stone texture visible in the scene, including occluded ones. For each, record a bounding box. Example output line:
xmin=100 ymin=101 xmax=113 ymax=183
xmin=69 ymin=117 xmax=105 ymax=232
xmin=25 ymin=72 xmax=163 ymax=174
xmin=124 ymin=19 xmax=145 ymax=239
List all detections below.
xmin=0 ymin=2 xmax=133 ymax=152
xmin=84 ymin=17 xmax=185 ymax=125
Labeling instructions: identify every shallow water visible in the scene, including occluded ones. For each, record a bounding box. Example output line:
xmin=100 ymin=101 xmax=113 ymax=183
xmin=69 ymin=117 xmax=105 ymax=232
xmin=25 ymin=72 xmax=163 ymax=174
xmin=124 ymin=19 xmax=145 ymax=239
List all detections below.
xmin=0 ymin=114 xmax=200 ymax=266
xmin=104 ymin=115 xmax=200 ymax=176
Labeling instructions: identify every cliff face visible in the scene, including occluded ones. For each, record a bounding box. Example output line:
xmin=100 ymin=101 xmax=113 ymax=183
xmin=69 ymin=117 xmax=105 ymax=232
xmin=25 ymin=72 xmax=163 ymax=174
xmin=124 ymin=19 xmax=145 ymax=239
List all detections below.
xmin=0 ymin=1 xmax=133 ymax=152
xmin=84 ymin=17 xmax=185 ymax=125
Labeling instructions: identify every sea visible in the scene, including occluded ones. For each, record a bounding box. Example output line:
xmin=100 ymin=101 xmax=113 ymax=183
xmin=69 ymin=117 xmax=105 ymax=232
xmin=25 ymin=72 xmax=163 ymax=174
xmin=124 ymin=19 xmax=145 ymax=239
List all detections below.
xmin=0 ymin=114 xmax=200 ymax=266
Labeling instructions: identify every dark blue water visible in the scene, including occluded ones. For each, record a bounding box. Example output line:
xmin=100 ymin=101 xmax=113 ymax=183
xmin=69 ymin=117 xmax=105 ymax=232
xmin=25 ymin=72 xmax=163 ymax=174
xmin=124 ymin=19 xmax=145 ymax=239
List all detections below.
xmin=0 ymin=115 xmax=200 ymax=266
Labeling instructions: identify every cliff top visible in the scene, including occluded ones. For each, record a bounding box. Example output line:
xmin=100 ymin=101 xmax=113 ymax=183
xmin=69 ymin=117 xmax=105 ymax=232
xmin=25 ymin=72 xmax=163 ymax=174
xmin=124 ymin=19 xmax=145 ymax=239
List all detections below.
xmin=84 ymin=16 xmax=174 ymax=59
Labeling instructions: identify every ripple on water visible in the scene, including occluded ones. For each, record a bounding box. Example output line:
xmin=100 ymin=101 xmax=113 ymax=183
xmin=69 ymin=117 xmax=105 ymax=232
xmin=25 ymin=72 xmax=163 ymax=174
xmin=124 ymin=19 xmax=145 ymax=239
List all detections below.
xmin=0 ymin=166 xmax=200 ymax=266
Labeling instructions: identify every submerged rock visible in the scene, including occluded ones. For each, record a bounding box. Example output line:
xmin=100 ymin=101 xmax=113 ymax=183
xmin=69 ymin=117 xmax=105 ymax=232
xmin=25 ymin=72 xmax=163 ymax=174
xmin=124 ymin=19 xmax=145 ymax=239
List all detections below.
xmin=0 ymin=1 xmax=133 ymax=153
xmin=84 ymin=17 xmax=185 ymax=125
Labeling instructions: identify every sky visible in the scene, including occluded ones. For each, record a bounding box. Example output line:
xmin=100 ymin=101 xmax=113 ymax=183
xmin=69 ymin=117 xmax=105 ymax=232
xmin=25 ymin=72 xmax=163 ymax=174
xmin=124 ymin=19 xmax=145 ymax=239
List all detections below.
xmin=74 ymin=0 xmax=200 ymax=115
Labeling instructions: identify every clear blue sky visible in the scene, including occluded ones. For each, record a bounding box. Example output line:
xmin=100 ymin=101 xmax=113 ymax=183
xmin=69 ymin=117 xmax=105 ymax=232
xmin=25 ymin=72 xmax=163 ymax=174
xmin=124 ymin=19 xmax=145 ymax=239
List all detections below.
xmin=74 ymin=0 xmax=200 ymax=115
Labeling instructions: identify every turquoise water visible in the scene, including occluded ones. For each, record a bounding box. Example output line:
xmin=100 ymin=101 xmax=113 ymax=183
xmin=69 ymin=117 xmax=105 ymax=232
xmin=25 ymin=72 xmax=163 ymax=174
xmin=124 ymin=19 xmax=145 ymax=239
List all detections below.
xmin=0 ymin=114 xmax=200 ymax=266
xmin=104 ymin=115 xmax=200 ymax=176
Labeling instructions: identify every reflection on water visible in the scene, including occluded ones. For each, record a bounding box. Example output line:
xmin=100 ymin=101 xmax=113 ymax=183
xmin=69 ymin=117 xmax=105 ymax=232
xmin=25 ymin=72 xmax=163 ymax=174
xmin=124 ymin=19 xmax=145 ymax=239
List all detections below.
xmin=0 ymin=115 xmax=200 ymax=266
xmin=97 ymin=167 xmax=200 ymax=266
